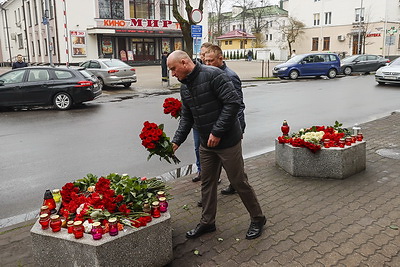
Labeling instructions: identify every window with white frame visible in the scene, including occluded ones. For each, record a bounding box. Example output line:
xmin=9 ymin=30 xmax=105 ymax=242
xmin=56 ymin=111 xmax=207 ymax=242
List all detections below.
xmin=325 ymin=12 xmax=331 ymax=25
xmin=313 ymin=13 xmax=320 ymax=26
xmin=355 ymin=8 xmax=364 ymax=22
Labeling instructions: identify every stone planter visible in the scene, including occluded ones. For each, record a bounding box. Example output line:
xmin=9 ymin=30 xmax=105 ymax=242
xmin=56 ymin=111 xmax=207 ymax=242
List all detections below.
xmin=275 ymin=139 xmax=366 ymax=179
xmin=31 ymin=212 xmax=172 ymax=267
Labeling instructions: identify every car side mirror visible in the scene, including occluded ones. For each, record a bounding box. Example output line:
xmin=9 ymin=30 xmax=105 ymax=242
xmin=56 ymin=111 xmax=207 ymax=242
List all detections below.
xmin=354 ymin=60 xmax=360 ymax=63
xmin=301 ymin=61 xmax=306 ymax=64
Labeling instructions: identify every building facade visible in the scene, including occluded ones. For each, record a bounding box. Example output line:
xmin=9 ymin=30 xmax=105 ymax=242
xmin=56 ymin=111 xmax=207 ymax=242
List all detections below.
xmin=0 ymin=0 xmax=208 ymax=66
xmin=282 ymin=0 xmax=400 ymax=58
xmin=209 ymin=4 xmax=289 ymax=60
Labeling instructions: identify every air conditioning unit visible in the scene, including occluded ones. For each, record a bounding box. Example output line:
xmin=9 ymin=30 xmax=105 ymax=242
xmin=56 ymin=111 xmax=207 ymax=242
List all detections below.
xmin=338 ymin=35 xmax=346 ymax=41
xmin=10 ymin=33 xmax=16 ymax=40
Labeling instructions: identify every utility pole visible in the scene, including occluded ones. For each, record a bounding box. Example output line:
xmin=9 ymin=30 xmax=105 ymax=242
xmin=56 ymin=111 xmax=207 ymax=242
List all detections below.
xmin=357 ymin=0 xmax=363 ymax=54
xmin=43 ymin=0 xmax=53 ymax=66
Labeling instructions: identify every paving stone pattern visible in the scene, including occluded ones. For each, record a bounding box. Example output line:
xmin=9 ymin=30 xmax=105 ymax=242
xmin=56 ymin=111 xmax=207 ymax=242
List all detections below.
xmin=1 ymin=112 xmax=400 ymax=266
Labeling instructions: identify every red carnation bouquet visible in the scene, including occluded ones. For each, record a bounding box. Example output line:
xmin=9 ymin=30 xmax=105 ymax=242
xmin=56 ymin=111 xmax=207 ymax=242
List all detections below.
xmin=163 ymin=97 xmax=181 ymax=119
xmin=139 ymin=121 xmax=180 ymax=164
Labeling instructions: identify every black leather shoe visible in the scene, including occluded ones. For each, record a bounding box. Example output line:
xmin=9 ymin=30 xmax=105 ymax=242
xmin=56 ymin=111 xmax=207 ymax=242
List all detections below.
xmin=245 ymin=217 xmax=266 ymax=240
xmin=192 ymin=173 xmax=201 ymax=182
xmin=221 ymin=184 xmax=236 ymax=195
xmin=186 ymin=223 xmax=216 ymax=239
xmin=197 ymin=200 xmax=202 ymax=207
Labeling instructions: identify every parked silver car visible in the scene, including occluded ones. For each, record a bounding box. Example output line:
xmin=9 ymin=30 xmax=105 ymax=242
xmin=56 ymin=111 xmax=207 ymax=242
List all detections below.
xmin=79 ymin=59 xmax=137 ymax=88
xmin=375 ymin=57 xmax=400 ymax=85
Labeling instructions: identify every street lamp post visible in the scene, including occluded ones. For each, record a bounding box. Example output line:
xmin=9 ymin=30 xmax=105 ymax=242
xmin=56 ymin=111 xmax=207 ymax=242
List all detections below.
xmin=357 ymin=0 xmax=364 ymax=54
xmin=43 ymin=0 xmax=53 ymax=66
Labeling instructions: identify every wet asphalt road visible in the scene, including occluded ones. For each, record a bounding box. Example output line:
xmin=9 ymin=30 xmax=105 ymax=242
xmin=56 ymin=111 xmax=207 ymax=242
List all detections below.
xmin=1 ymin=74 xmax=400 ymax=226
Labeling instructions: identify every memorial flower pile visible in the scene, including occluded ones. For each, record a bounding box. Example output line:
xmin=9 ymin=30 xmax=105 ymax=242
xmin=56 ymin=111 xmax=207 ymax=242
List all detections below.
xmin=58 ymin=173 xmax=168 ymax=228
xmin=139 ymin=121 xmax=180 ymax=164
xmin=163 ymin=97 xmax=181 ymax=119
xmin=278 ymin=121 xmax=351 ymax=153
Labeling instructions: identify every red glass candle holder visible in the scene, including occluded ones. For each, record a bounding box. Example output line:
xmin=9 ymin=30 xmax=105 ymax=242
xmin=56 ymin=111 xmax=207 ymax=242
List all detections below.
xmin=281 ymin=120 xmax=290 ymax=136
xmin=43 ymin=189 xmax=57 ymax=214
xmin=351 ymin=135 xmax=356 ymax=143
xmin=67 ymin=221 xmax=74 ymax=234
xmin=143 ymin=202 xmax=152 ymax=222
xmin=345 ymin=137 xmax=352 ymax=146
xmin=108 ymin=218 xmax=119 ymax=236
xmin=357 ymin=133 xmax=363 ymax=141
xmin=158 ymin=197 xmax=168 ymax=213
xmin=151 ymin=201 xmax=161 ymax=218
xmin=49 ymin=215 xmax=62 ymax=232
xmin=40 ymin=205 xmax=50 ymax=216
xmin=39 ymin=214 xmax=50 ymax=230
xmin=91 ymin=222 xmax=103 ymax=240
xmin=339 ymin=138 xmax=345 ymax=148
xmin=73 ymin=221 xmax=84 ymax=239
xmin=323 ymin=139 xmax=330 ymax=148
xmin=157 ymin=191 xmax=165 ymax=200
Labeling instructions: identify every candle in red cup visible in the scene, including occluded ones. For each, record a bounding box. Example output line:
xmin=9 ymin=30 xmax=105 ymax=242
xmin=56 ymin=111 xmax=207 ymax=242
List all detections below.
xmin=67 ymin=221 xmax=74 ymax=234
xmin=357 ymin=133 xmax=363 ymax=141
xmin=39 ymin=214 xmax=50 ymax=230
xmin=108 ymin=217 xmax=119 ymax=236
xmin=49 ymin=215 xmax=62 ymax=232
xmin=151 ymin=201 xmax=161 ymax=218
xmin=73 ymin=221 xmax=84 ymax=239
xmin=345 ymin=137 xmax=352 ymax=146
xmin=91 ymin=222 xmax=103 ymax=240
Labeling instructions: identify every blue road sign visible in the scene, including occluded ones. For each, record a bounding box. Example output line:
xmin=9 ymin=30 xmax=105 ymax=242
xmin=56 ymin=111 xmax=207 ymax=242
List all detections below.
xmin=191 ymin=25 xmax=202 ymax=38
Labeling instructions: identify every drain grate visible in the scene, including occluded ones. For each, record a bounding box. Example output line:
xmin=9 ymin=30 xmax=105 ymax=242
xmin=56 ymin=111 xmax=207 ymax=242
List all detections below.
xmin=376 ymin=148 xmax=400 ymax=160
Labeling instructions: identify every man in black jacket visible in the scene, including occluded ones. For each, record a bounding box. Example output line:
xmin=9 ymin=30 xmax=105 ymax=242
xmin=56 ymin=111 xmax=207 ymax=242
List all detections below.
xmin=204 ymin=44 xmax=245 ymax=196
xmin=12 ymin=54 xmax=28 ymax=69
xmin=167 ymin=50 xmax=266 ymax=240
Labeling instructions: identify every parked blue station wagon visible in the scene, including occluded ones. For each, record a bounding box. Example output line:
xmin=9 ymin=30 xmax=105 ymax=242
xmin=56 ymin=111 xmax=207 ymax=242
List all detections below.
xmin=273 ymin=53 xmax=341 ymax=80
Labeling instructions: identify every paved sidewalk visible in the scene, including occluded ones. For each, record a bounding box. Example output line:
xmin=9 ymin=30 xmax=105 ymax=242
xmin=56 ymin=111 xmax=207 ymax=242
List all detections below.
xmin=1 ymin=111 xmax=400 ymax=266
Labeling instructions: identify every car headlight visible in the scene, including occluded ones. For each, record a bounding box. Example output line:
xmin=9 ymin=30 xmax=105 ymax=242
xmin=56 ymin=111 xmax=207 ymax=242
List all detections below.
xmin=279 ymin=67 xmax=288 ymax=71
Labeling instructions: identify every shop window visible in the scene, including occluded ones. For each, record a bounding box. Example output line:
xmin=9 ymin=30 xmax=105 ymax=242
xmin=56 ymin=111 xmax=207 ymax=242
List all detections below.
xmin=323 ymin=37 xmax=330 ymax=50
xmin=129 ymin=0 xmax=155 ymax=19
xmin=312 ymin=37 xmax=318 ymax=51
xmin=99 ymin=0 xmax=124 ymax=19
xmin=160 ymin=0 xmax=172 ymax=20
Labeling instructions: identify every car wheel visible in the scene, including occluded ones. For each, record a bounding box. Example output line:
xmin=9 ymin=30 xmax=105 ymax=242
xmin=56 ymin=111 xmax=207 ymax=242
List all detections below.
xmin=289 ymin=70 xmax=299 ymax=80
xmin=123 ymin=83 xmax=131 ymax=88
xmin=343 ymin=67 xmax=352 ymax=75
xmin=53 ymin=92 xmax=72 ymax=110
xmin=327 ymin=68 xmax=337 ymax=79
xmin=98 ymin=77 xmax=105 ymax=89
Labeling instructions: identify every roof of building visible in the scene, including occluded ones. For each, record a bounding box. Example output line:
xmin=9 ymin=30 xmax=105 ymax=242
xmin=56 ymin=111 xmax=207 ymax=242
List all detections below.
xmin=230 ymin=5 xmax=288 ymax=19
xmin=216 ymin=30 xmax=256 ymax=40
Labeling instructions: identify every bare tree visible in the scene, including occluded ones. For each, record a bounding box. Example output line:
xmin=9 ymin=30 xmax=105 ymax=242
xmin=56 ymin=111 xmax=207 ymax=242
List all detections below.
xmin=172 ymin=0 xmax=205 ymax=57
xmin=278 ymin=17 xmax=305 ymax=57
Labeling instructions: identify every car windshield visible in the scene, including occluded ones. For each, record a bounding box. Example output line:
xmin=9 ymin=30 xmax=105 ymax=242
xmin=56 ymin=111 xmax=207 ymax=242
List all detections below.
xmin=103 ymin=60 xmax=129 ymax=68
xmin=79 ymin=69 xmax=93 ymax=78
xmin=286 ymin=55 xmax=304 ymax=63
xmin=389 ymin=58 xmax=400 ymax=66
xmin=342 ymin=56 xmax=359 ymax=63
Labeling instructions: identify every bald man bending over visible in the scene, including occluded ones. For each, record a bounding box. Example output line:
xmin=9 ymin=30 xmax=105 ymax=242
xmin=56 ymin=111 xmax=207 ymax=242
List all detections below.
xmin=168 ymin=50 xmax=266 ymax=240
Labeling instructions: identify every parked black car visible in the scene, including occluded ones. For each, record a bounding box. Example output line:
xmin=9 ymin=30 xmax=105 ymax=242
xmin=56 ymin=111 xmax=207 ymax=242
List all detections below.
xmin=340 ymin=54 xmax=390 ymax=75
xmin=0 ymin=66 xmax=101 ymax=110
